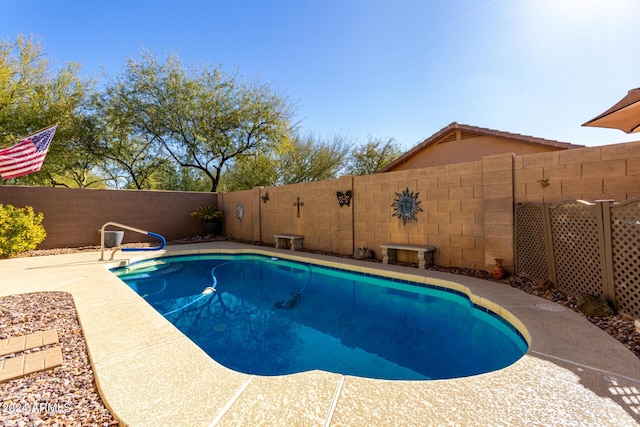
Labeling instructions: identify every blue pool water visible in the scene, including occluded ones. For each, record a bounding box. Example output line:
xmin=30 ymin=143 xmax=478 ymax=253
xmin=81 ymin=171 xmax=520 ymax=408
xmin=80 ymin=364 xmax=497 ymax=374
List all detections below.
xmin=112 ymin=253 xmax=528 ymax=380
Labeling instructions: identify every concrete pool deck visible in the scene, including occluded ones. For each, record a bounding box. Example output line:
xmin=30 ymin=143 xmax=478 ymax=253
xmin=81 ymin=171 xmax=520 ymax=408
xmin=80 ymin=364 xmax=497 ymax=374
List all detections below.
xmin=2 ymin=241 xmax=640 ymax=426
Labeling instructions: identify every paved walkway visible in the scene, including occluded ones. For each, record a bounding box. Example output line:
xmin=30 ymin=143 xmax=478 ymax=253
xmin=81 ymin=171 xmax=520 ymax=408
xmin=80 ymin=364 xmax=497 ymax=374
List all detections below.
xmin=0 ymin=329 xmax=59 ymax=357
xmin=2 ymin=242 xmax=640 ymax=426
xmin=0 ymin=329 xmax=62 ymax=382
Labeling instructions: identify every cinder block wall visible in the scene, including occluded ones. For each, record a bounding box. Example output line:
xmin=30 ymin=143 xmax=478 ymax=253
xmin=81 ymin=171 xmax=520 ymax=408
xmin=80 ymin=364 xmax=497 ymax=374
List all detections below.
xmin=354 ymin=159 xmax=489 ymax=270
xmin=218 ymin=187 xmax=260 ymax=242
xmin=482 ymin=154 xmax=515 ymax=272
xmin=218 ymin=141 xmax=640 ymax=274
xmin=4 ymin=139 xmax=639 ymax=272
xmin=0 ymin=186 xmax=217 ymax=248
xmin=515 ymin=140 xmax=640 ymax=203
xmin=219 ymin=156 xmax=509 ymax=272
xmin=219 ymin=176 xmax=355 ymax=255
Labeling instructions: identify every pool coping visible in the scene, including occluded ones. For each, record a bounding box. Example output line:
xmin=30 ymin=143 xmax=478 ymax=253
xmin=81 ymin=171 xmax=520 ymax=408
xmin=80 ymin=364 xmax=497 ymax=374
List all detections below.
xmin=3 ymin=241 xmax=640 ymax=426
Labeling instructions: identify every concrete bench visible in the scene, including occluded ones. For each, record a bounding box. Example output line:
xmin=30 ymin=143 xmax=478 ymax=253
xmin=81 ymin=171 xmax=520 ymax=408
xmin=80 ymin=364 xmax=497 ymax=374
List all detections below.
xmin=380 ymin=243 xmax=436 ymax=269
xmin=274 ymin=234 xmax=304 ymax=251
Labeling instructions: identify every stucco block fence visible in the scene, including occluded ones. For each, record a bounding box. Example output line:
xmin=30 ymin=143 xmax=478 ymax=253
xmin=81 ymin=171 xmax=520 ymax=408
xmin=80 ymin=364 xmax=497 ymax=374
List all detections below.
xmin=0 ymin=186 xmax=217 ymax=249
xmin=1 ymin=139 xmax=639 ymax=278
xmin=221 ymin=153 xmax=514 ymax=272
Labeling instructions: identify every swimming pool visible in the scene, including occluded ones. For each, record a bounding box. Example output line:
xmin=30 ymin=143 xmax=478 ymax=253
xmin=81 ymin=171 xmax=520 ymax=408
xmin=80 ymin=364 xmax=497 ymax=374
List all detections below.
xmin=112 ymin=253 xmax=528 ymax=380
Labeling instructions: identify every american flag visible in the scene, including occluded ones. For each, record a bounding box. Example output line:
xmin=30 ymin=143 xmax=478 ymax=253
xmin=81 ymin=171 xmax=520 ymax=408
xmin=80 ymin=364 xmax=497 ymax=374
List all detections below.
xmin=0 ymin=124 xmax=58 ymax=179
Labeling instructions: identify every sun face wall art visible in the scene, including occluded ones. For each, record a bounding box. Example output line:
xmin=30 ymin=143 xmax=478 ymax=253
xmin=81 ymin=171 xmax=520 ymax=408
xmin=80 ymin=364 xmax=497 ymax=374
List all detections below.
xmin=391 ymin=187 xmax=423 ymax=225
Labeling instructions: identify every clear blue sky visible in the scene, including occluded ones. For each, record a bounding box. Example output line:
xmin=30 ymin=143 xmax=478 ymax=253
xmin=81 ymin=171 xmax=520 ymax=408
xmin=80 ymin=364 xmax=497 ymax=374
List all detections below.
xmin=3 ymin=0 xmax=640 ymax=150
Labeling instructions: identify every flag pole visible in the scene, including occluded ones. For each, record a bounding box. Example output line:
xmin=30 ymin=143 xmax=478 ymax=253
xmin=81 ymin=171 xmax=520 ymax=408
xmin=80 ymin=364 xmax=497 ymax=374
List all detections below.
xmin=0 ymin=122 xmax=59 ymax=150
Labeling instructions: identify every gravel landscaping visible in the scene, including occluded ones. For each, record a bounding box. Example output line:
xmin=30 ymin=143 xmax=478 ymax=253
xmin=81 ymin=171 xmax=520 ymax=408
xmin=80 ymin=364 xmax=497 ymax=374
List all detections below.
xmin=0 ymin=292 xmax=119 ymax=426
xmin=430 ymin=263 xmax=640 ymax=360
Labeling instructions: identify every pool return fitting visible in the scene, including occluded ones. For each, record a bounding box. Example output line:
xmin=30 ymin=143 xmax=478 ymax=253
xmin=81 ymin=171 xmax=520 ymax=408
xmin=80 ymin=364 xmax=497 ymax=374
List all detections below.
xmin=99 ymin=222 xmax=166 ymax=260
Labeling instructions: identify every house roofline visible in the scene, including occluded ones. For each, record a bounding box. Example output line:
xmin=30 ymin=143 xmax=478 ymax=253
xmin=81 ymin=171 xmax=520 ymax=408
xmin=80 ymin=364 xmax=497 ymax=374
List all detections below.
xmin=378 ymin=122 xmax=584 ymax=173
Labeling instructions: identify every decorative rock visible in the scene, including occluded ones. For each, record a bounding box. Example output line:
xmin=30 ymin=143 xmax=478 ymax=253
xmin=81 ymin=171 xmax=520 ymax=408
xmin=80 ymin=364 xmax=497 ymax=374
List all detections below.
xmin=353 ymin=247 xmax=374 ymax=260
xmin=576 ymin=293 xmax=614 ymax=317
xmin=0 ymin=292 xmax=117 ymax=425
xmin=537 ymin=279 xmax=555 ymax=291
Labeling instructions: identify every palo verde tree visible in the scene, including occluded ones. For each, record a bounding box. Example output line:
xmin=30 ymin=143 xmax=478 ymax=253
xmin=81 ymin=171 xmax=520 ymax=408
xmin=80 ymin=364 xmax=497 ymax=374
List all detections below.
xmin=277 ymin=132 xmax=350 ymax=184
xmin=221 ymin=131 xmax=351 ymax=191
xmin=102 ymin=51 xmax=294 ymax=192
xmin=0 ymin=35 xmax=98 ymax=187
xmin=91 ymin=91 xmax=172 ymax=189
xmin=151 ymin=164 xmax=210 ymax=192
xmin=222 ymin=152 xmax=278 ymax=191
xmin=347 ymin=136 xmax=402 ymax=175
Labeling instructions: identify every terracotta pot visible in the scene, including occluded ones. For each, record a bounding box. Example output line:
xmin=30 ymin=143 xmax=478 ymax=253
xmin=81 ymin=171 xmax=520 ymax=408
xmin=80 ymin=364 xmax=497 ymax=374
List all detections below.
xmin=492 ymin=258 xmax=505 ymax=280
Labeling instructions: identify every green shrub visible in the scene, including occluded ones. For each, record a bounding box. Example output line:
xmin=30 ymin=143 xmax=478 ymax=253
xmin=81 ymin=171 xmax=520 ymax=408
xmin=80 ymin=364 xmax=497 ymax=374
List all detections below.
xmin=191 ymin=205 xmax=224 ymax=221
xmin=0 ymin=204 xmax=46 ymax=258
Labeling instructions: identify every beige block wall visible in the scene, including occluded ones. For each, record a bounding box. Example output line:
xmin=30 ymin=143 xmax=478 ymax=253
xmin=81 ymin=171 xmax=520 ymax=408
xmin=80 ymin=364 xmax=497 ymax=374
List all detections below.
xmin=218 ymin=188 xmax=260 ymax=242
xmin=482 ymin=153 xmax=515 ymax=272
xmin=217 ymin=153 xmax=514 ymax=272
xmin=8 ymin=139 xmax=639 ymax=273
xmin=0 ymin=186 xmax=217 ymax=249
xmin=352 ymin=160 xmax=489 ymax=270
xmin=515 ymin=140 xmax=640 ymax=203
xmin=220 ymin=176 xmax=354 ymax=255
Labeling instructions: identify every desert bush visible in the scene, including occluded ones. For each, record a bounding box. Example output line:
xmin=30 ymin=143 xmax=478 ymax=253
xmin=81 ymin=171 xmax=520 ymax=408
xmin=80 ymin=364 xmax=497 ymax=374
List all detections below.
xmin=0 ymin=204 xmax=46 ymax=258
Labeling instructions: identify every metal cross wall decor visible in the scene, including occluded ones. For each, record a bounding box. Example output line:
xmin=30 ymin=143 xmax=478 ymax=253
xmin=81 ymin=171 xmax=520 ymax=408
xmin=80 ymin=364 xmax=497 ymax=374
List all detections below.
xmin=294 ymin=197 xmax=304 ymax=217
